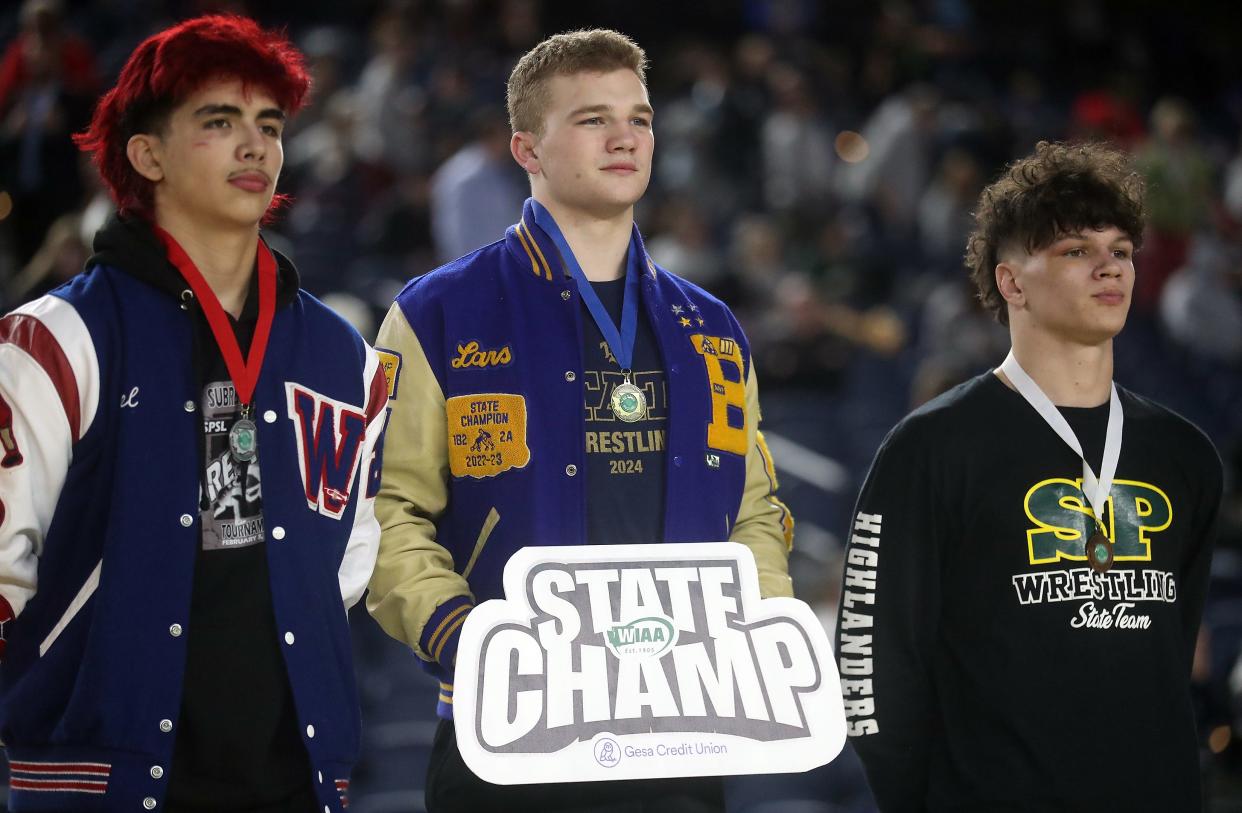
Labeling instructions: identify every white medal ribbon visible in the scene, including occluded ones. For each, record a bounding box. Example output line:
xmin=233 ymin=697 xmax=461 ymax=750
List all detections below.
xmin=999 ymin=351 xmax=1123 ymax=526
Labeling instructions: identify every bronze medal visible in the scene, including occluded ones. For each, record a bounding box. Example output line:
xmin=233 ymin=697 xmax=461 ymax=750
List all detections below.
xmin=1086 ymin=531 xmax=1113 ymax=573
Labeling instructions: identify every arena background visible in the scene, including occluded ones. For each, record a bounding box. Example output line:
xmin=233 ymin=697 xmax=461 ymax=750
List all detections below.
xmin=2 ymin=0 xmax=1241 ymax=809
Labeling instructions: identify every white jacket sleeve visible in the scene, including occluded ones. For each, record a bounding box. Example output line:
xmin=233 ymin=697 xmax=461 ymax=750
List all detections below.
xmin=0 ymin=296 xmax=100 ymax=625
xmin=337 ymin=344 xmax=389 ymax=610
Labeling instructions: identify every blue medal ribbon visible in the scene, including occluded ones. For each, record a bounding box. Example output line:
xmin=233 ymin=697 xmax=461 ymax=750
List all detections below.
xmin=531 ymin=200 xmax=641 ymax=371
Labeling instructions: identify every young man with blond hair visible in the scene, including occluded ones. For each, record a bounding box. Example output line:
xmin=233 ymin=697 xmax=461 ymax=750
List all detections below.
xmin=839 ymin=141 xmax=1221 ymax=812
xmin=0 ymin=15 xmax=387 ymax=812
xmin=368 ymin=28 xmax=793 ymax=813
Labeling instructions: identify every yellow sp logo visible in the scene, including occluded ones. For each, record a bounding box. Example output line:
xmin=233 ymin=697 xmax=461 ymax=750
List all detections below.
xmin=1023 ymin=477 xmax=1171 ymax=564
xmin=446 ymin=393 xmax=531 ymax=479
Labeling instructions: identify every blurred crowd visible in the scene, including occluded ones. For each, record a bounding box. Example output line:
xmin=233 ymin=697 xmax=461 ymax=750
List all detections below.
xmin=3 ymin=0 xmax=1242 ymax=807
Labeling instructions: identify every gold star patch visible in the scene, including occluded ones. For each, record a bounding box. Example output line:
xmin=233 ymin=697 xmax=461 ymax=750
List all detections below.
xmin=696 ymin=317 xmax=704 ymax=326
xmin=679 ymin=317 xmax=692 ymax=327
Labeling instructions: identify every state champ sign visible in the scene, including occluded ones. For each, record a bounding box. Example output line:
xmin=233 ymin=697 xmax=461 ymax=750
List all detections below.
xmin=453 ymin=542 xmax=847 ymax=784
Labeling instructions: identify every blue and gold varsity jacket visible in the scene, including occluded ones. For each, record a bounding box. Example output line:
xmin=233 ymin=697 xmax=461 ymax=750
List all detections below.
xmin=367 ymin=200 xmax=794 ymax=718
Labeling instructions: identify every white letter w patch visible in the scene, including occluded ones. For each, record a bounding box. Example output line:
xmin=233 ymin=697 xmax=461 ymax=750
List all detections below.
xmin=286 ymin=383 xmax=367 ymax=520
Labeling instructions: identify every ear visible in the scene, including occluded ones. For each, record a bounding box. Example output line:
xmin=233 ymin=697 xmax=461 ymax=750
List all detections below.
xmin=510 ymin=131 xmax=540 ymax=175
xmin=126 ymin=134 xmax=165 ymax=183
xmin=996 ymin=261 xmax=1024 ymax=308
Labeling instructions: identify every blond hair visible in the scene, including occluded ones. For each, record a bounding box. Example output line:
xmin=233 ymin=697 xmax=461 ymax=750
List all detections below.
xmin=506 ymin=29 xmax=647 ymax=135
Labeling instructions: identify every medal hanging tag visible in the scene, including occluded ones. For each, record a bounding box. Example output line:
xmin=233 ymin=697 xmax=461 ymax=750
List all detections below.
xmin=610 ymin=372 xmax=648 ymax=423
xmin=156 ymin=227 xmax=277 ymax=468
xmin=229 ymin=405 xmax=259 ymax=463
xmin=531 ymin=201 xmax=649 ymax=425
xmin=999 ymin=352 xmax=1124 ymax=570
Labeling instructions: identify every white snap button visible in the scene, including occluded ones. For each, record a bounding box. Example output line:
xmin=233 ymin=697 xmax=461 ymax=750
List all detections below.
xmin=561 ymin=290 xmax=571 ymax=300
xmin=143 ymin=798 xmax=157 ymax=810
xmin=306 ymin=724 xmax=316 ymax=738
xmin=564 ymin=371 xmax=576 ymax=382
xmin=169 ymin=624 xmax=182 ymax=637
xmin=318 ymin=771 xmax=324 ymax=783
xmin=183 ymin=400 xmax=195 ymax=412
xmin=150 ymin=765 xmax=164 ymax=779
xmin=565 ymin=464 xmax=577 ymax=476
xmin=264 ymin=410 xmax=277 ymax=423
xmin=159 ymin=719 xmax=173 ymax=732
xmin=179 ymin=514 xmax=193 ymax=527
xmin=284 ymin=631 xmax=295 ymax=645
xmin=272 ymin=526 xmax=285 ymax=540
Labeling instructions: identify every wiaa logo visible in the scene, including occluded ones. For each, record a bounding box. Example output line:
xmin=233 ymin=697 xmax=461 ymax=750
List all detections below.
xmin=605 ymin=616 xmax=677 ymax=658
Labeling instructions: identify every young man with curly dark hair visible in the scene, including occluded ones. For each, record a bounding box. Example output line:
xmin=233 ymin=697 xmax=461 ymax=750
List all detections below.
xmin=0 ymin=15 xmax=387 ymax=812
xmin=838 ymin=141 xmax=1221 ymax=812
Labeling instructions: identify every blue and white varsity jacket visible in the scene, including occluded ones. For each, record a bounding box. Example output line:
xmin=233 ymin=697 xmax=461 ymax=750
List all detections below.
xmin=0 ymin=245 xmax=387 ymax=811
xmin=367 ymin=199 xmax=794 ymax=718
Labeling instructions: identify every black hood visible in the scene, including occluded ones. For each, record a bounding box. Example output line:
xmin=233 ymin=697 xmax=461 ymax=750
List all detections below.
xmin=87 ymin=212 xmax=300 ymax=316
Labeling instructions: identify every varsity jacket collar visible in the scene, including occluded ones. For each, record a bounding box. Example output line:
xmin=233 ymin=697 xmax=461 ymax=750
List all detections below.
xmin=503 ymin=197 xmax=660 ymax=286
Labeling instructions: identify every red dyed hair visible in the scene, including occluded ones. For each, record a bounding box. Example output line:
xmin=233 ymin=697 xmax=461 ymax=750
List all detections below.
xmin=74 ymin=15 xmax=310 ymax=220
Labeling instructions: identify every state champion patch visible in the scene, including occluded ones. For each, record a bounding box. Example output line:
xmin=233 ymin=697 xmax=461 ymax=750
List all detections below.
xmin=446 ymin=393 xmax=531 ymax=479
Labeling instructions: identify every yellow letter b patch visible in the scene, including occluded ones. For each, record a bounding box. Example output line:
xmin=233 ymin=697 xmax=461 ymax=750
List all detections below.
xmin=446 ymin=393 xmax=531 ymax=479
xmin=691 ymin=334 xmax=748 ymax=456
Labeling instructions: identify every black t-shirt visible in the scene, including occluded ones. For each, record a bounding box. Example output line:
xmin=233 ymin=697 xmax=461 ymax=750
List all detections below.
xmin=837 ymin=371 xmax=1223 ymax=813
xmin=580 ymin=278 xmax=668 ymax=545
xmin=165 ymin=303 xmax=311 ymax=809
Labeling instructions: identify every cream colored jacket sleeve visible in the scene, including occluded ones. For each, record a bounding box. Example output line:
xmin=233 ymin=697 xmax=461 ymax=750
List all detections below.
xmin=366 ymin=303 xmax=472 ymax=660
xmin=730 ymin=365 xmax=795 ymax=599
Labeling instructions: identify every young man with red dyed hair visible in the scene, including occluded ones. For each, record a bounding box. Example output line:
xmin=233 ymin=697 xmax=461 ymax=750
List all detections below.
xmin=0 ymin=15 xmax=387 ymax=812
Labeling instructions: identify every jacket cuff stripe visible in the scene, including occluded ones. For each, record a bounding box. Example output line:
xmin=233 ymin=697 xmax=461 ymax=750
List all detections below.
xmin=422 ymin=598 xmax=472 ymax=661
xmin=432 ymin=612 xmax=468 ymax=664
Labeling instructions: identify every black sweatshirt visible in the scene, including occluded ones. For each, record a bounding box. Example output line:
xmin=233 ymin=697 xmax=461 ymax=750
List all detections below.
xmin=837 ymin=371 xmax=1222 ymax=813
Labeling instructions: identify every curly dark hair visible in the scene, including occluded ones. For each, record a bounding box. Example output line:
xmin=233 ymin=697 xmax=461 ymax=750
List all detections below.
xmin=965 ymin=141 xmax=1146 ymax=325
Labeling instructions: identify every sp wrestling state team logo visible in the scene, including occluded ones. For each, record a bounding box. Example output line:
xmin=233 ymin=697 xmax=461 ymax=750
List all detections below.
xmin=452 ymin=543 xmax=847 ymax=785
xmin=1011 ymin=477 xmax=1178 ymax=631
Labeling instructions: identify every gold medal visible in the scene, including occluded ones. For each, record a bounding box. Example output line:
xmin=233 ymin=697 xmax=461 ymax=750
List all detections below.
xmin=610 ymin=374 xmax=647 ymax=423
xmin=1086 ymin=530 xmax=1113 ymax=573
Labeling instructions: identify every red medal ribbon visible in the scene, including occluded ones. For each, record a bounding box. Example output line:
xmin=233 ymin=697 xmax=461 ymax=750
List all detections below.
xmin=154 ymin=226 xmax=276 ymax=409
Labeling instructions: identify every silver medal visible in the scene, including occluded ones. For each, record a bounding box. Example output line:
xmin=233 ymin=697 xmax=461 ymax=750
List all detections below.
xmin=229 ymin=417 xmax=258 ymax=462
xmin=610 ymin=376 xmax=647 ymax=423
